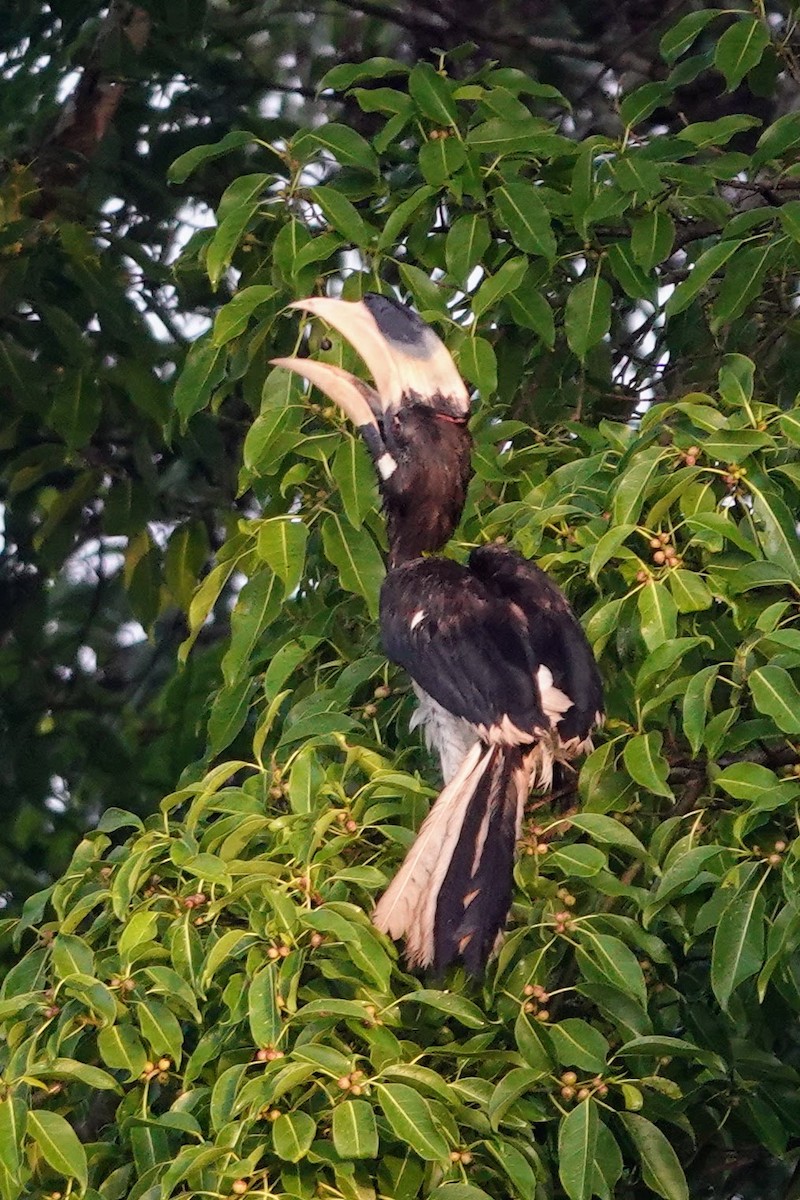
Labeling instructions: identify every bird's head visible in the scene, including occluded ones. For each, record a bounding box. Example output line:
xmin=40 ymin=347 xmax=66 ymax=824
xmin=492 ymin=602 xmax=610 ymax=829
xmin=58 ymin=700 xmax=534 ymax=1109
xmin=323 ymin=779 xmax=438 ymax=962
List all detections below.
xmin=272 ymin=293 xmax=473 ymax=565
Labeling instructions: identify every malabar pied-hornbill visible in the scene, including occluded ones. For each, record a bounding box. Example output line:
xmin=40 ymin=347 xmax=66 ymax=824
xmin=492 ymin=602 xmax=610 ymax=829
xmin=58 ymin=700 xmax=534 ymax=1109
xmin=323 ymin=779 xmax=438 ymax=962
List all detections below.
xmin=273 ymin=294 xmax=604 ymax=973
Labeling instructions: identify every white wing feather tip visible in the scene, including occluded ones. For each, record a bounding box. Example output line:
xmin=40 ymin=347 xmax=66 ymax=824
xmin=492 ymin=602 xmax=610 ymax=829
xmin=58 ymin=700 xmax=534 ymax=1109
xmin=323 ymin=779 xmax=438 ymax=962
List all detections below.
xmin=373 ymin=743 xmax=492 ymax=963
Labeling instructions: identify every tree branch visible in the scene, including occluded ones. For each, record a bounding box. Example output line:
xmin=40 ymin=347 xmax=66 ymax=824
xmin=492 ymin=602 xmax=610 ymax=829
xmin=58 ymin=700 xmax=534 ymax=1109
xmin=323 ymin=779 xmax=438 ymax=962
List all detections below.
xmin=328 ymin=0 xmax=602 ymax=60
xmin=32 ymin=2 xmax=151 ymax=199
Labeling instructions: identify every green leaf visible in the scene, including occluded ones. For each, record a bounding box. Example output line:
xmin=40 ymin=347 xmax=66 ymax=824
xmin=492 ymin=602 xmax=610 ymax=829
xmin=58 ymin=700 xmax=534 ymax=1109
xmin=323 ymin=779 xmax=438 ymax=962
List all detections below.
xmin=485 ymin=1138 xmax=538 ymax=1197
xmin=402 ymin=989 xmax=486 ymax=1028
xmin=780 ymin=409 xmax=800 ymax=446
xmin=409 ymin=63 xmax=458 ymax=125
xmin=27 ymin=1110 xmax=87 ymax=1190
xmin=748 ymin=477 xmax=800 ymax=584
xmin=429 ymin=1187 xmax=493 ymax=1200
xmin=488 ymin=1066 xmax=547 ymax=1128
xmin=619 ymin=83 xmax=670 ymax=129
xmin=505 ymin=280 xmax=555 ymax=347
xmin=446 ymin=214 xmax=491 ymax=282
xmin=418 ymin=137 xmax=467 ymax=187
xmin=332 ymin=1099 xmax=379 ymax=1159
xmin=377 ymin=187 xmax=435 ymax=250
xmin=716 ymin=763 xmax=783 ymax=802
xmin=0 ymin=1097 xmax=25 ymax=1183
xmin=637 ymin=581 xmax=677 ymax=652
xmin=212 ymin=284 xmax=277 ymax=345
xmin=750 ymin=667 xmax=800 ymax=734
xmin=619 ymin=1114 xmax=688 ymax=1200
xmin=332 ymin=436 xmax=376 ymax=529
xmin=492 ymin=183 xmax=555 ymax=259
xmin=624 ymin=731 xmax=672 ymax=800
xmin=668 ymin=569 xmax=712 ymax=613
xmin=98 ymin=1025 xmax=148 ymax=1080
xmin=48 ymin=370 xmax=101 ymax=450
xmin=222 ymin=570 xmax=283 ymax=686
xmin=613 ymin=155 xmax=662 ymax=197
xmin=714 ymin=15 xmax=770 ymax=91
xmin=677 ymin=114 xmax=761 ymax=148
xmin=174 ymin=335 xmax=226 ymax=426
xmin=779 ymin=201 xmax=800 ymax=244
xmin=615 ymin=1035 xmax=726 ymax=1073
xmin=515 ymin=1009 xmax=555 ymax=1073
xmin=456 ymin=336 xmax=497 ymax=398
xmin=208 ymin=676 xmax=256 ymax=754
xmin=313 ymin=185 xmax=371 ymax=245
xmin=631 ymin=210 xmax=675 ymax=271
xmin=472 ymin=256 xmax=528 ymax=317
xmin=293 ymin=123 xmax=378 ymax=174
xmin=467 ymin=117 xmax=564 ymax=154
xmin=375 ymin=1083 xmax=450 ymax=1160
xmin=569 ymin=813 xmax=650 ymax=861
xmin=136 ymin=998 xmax=184 ymax=1063
xmin=248 ymin=963 xmax=282 ymax=1048
xmin=548 ymin=844 xmax=607 ymax=877
xmin=558 ymin=1100 xmax=598 ymax=1200
xmin=611 ymin=447 xmax=665 ymax=525
xmin=660 ymin=9 xmax=722 ymax=63
xmin=168 ymin=129 xmax=254 ymax=183
xmin=319 ymin=58 xmax=408 ymax=91
xmin=565 ymin=274 xmax=612 ymax=360
xmin=682 ymin=664 xmax=719 ymax=756
xmin=257 ymin=518 xmax=308 ymax=596
xmin=711 ymin=886 xmax=766 ymax=1010
xmin=52 ymin=933 xmax=93 ymax=980
xmin=322 ymin=514 xmax=384 ymax=617
xmin=272 ymin=1112 xmax=317 ymax=1162
xmin=550 ymin=1019 xmax=609 ymax=1072
xmin=606 ymin=241 xmax=654 ymax=301
xmin=575 ymin=931 xmax=647 ymax=1007
xmin=207 ymin=173 xmax=268 ymax=287
xmin=665 ymin=239 xmax=741 ymax=317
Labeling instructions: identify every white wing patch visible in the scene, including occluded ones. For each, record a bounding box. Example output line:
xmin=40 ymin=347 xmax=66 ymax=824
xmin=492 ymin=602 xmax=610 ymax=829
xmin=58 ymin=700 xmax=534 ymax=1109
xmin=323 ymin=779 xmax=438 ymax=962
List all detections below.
xmin=376 ymin=452 xmax=398 ymax=480
xmin=536 ymin=664 xmax=574 ymax=724
xmin=409 ymin=609 xmax=425 ymax=631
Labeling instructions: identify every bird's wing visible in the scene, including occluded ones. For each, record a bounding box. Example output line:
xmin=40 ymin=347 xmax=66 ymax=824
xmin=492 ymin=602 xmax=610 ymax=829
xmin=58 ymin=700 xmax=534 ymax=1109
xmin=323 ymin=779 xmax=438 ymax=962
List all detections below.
xmin=380 ymin=559 xmax=548 ymax=739
xmin=469 ymin=544 xmax=604 ymax=742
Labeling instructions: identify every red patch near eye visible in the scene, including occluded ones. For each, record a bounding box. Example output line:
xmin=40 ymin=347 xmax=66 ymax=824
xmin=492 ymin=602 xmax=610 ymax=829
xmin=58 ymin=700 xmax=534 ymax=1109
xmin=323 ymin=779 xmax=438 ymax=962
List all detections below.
xmin=434 ymin=412 xmax=468 ymax=425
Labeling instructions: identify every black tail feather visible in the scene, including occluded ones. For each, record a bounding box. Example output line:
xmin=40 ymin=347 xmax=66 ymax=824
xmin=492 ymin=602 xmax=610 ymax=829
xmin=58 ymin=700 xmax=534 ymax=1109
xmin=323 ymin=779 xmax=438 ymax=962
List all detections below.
xmin=433 ymin=745 xmax=524 ymax=973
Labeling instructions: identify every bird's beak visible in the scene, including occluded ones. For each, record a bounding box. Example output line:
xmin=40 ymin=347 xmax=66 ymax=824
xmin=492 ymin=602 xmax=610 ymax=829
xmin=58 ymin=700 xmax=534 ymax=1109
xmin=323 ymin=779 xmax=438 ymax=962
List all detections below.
xmin=283 ymin=295 xmax=469 ymax=418
xmin=269 ymin=355 xmax=380 ymax=434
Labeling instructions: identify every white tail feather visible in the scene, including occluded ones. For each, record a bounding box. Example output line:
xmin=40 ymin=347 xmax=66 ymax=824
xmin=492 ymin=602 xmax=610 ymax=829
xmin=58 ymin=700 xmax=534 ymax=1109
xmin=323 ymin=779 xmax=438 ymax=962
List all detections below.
xmin=373 ymin=742 xmax=493 ymax=965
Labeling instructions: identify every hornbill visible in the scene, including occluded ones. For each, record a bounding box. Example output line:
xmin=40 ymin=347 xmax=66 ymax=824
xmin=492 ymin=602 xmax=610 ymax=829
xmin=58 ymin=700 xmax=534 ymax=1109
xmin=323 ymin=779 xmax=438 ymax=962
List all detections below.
xmin=273 ymin=293 xmax=604 ymax=972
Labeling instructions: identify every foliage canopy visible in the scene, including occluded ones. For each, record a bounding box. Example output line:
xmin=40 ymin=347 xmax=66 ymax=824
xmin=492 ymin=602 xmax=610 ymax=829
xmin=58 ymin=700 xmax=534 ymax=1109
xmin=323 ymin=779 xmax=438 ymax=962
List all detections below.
xmin=3 ymin=3 xmax=800 ymax=1199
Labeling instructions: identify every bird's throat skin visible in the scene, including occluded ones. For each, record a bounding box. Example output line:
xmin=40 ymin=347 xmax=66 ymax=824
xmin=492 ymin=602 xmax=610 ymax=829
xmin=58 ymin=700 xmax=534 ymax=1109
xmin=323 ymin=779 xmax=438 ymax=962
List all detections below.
xmin=378 ymin=406 xmax=473 ymax=568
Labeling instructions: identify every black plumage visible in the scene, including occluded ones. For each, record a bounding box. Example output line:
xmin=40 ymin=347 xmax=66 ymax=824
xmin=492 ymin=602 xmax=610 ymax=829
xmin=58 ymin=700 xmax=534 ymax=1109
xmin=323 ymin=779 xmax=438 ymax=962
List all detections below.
xmin=273 ymin=292 xmax=604 ymax=971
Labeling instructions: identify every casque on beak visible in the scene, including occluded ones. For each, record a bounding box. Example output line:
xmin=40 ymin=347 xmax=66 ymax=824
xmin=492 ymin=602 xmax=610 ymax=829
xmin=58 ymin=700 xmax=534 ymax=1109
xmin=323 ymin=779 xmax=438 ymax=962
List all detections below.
xmin=270 ymin=295 xmax=469 ymax=432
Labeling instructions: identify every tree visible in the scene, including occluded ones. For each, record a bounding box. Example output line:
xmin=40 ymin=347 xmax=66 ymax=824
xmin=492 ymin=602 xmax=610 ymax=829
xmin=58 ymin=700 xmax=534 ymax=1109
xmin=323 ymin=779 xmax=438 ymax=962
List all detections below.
xmin=3 ymin=2 xmax=800 ymax=1198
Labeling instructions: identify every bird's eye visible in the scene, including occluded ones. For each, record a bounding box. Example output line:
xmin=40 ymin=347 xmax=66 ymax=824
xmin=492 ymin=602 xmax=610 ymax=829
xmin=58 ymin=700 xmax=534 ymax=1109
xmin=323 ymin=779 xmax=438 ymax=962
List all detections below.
xmin=320 ymin=336 xmax=332 ymax=351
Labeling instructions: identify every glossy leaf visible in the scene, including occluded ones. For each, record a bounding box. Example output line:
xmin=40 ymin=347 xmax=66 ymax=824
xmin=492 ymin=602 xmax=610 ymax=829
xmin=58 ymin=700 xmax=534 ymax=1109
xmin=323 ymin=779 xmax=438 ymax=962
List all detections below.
xmin=26 ymin=1111 xmax=87 ymax=1191
xmin=558 ymin=1101 xmax=598 ymax=1200
xmin=711 ymin=885 xmax=766 ymax=1010
xmin=624 ymin=731 xmax=673 ymax=800
xmin=749 ymin=667 xmax=800 ymax=735
xmin=375 ymin=1084 xmax=450 ymax=1160
xmin=565 ymin=275 xmax=612 ymax=360
xmin=332 ymin=1099 xmax=379 ymax=1158
xmin=619 ymin=1114 xmax=688 ymax=1200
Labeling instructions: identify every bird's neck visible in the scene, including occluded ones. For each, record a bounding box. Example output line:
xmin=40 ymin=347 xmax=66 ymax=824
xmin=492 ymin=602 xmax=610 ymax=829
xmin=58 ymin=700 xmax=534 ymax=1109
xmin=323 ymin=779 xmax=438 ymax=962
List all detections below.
xmin=384 ymin=485 xmax=465 ymax=568
xmin=380 ymin=412 xmax=473 ymax=568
